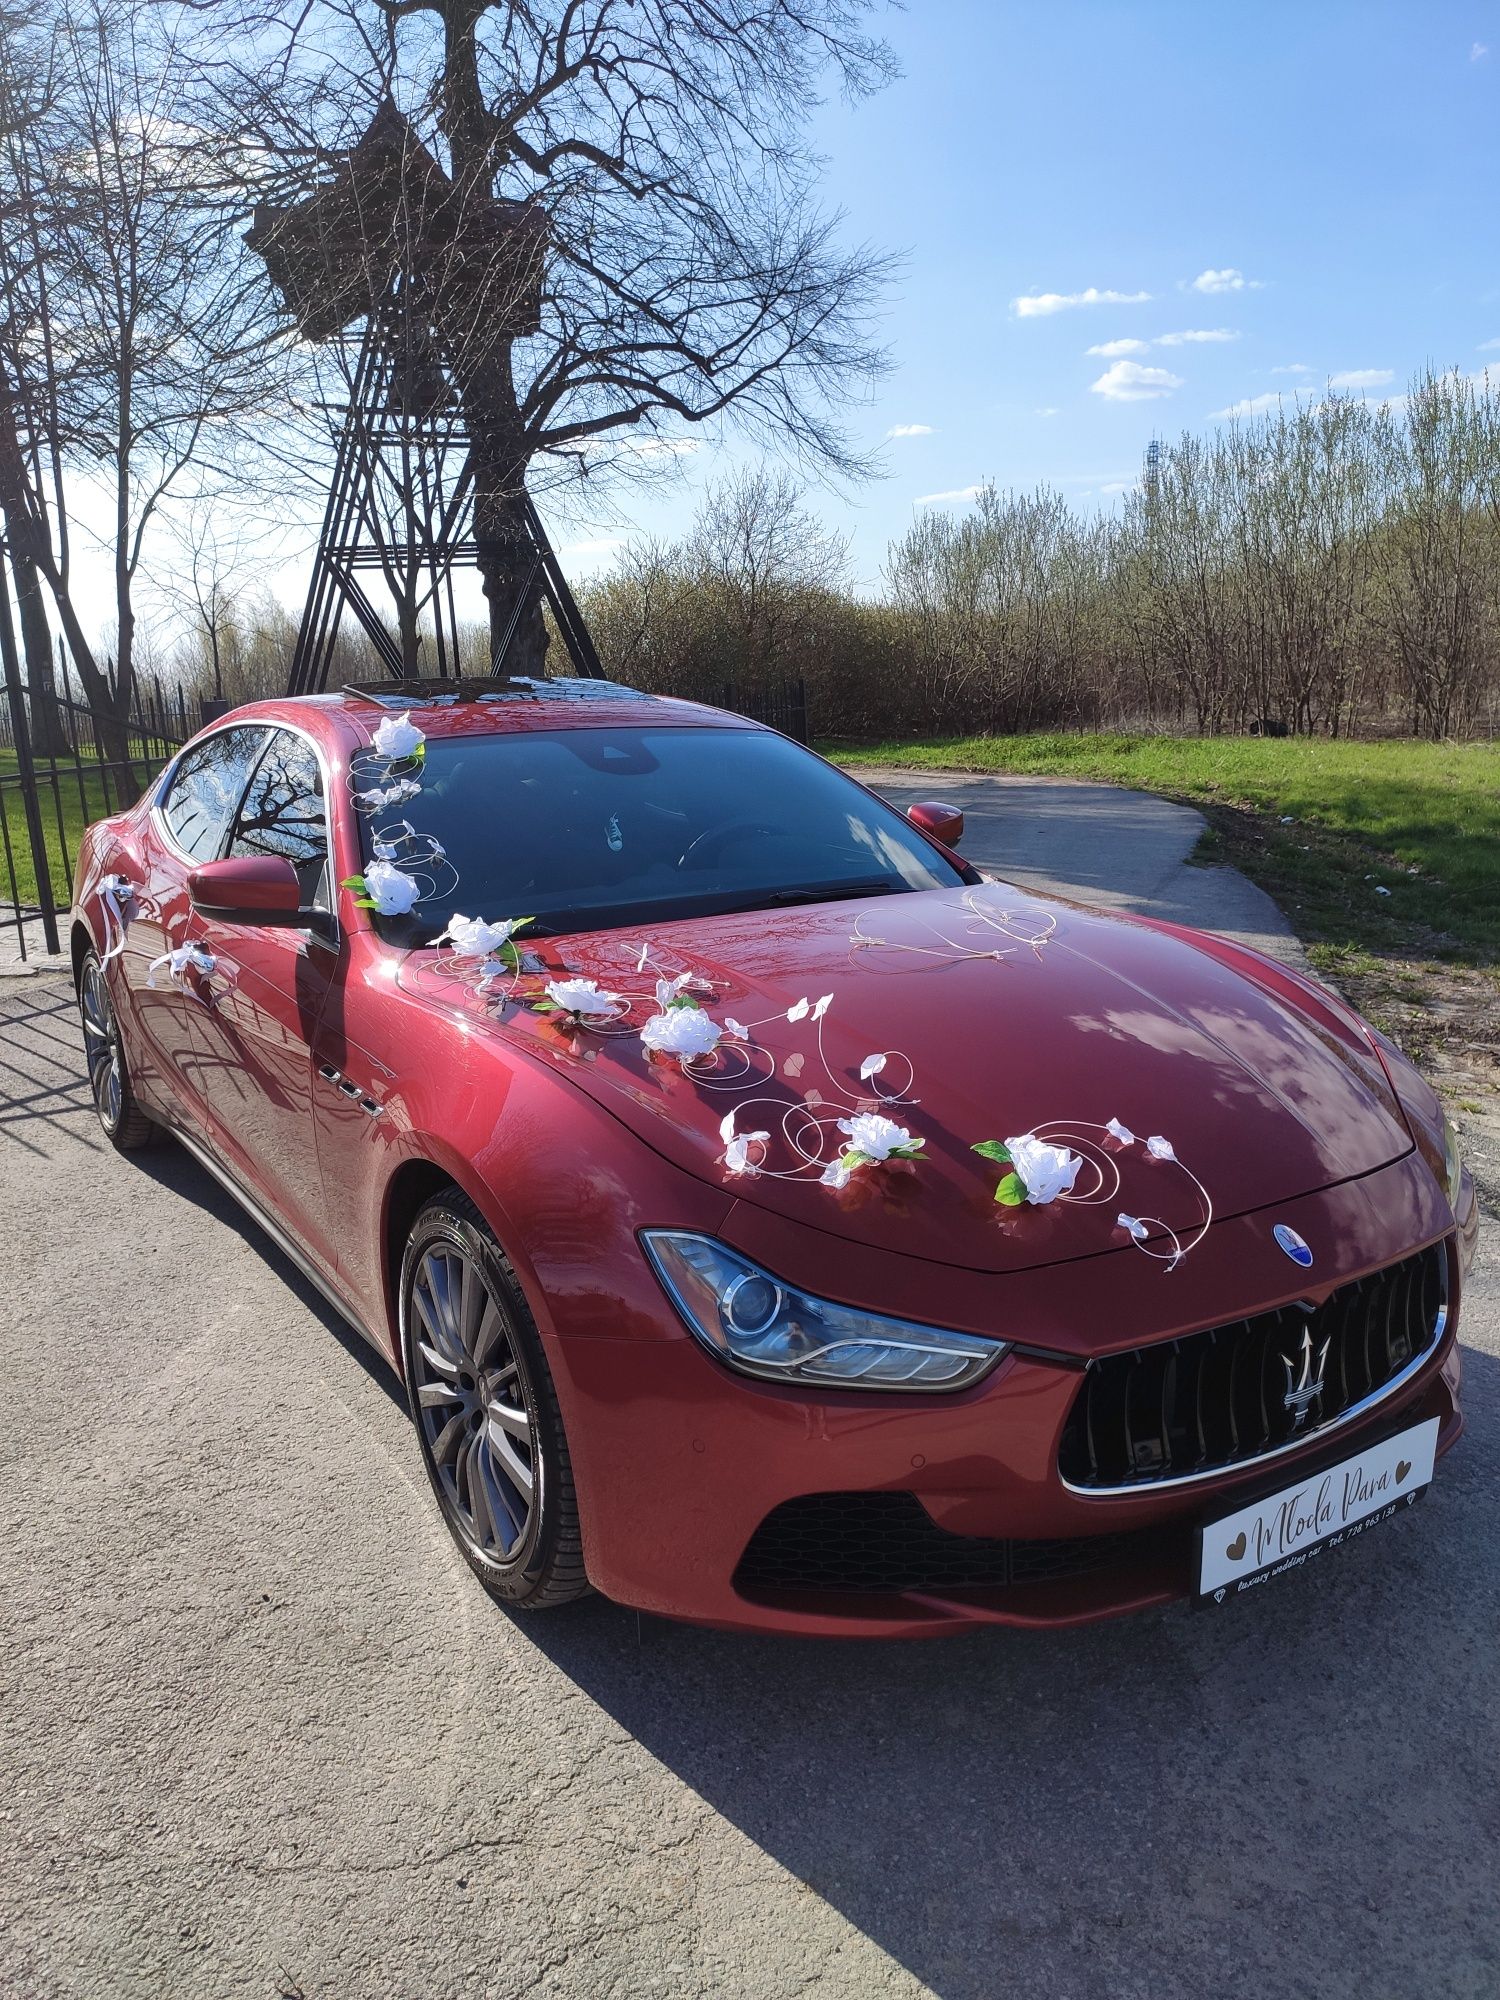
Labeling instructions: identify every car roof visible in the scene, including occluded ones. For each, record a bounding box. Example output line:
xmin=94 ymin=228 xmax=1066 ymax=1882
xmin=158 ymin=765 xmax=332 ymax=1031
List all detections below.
xmin=219 ymin=679 xmax=764 ymax=748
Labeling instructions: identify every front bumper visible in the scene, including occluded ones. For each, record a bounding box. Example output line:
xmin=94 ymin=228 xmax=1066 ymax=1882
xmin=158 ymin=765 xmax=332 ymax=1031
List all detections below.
xmin=548 ymin=1155 xmax=1470 ymax=1637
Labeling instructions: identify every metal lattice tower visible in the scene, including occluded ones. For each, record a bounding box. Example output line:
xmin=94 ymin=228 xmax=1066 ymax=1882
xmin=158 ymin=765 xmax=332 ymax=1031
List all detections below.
xmin=247 ymin=102 xmax=603 ymax=691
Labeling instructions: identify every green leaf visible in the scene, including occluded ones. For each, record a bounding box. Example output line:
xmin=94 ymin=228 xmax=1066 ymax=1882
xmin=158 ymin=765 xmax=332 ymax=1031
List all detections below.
xmin=994 ymin=1172 xmax=1027 ymax=1206
xmin=353 ymin=896 xmax=377 ymax=910
xmin=668 ymin=992 xmax=701 ymax=1010
xmin=839 ymin=1149 xmax=872 ymax=1171
xmin=972 ymin=1140 xmax=1012 ymax=1164
xmin=892 ymin=1141 xmax=925 ymax=1159
xmin=340 ymin=874 xmax=365 ymax=892
xmin=530 ymin=998 xmax=559 ymax=1012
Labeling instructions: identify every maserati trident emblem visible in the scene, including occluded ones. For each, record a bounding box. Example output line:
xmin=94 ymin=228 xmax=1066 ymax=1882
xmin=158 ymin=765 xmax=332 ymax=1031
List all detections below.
xmin=1281 ymin=1325 xmax=1331 ymax=1429
xmin=1273 ymin=1223 xmax=1314 ymax=1268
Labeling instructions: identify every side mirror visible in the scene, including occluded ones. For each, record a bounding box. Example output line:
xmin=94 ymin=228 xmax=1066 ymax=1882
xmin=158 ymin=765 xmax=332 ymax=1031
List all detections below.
xmin=906 ymin=800 xmax=965 ymax=850
xmin=188 ymin=855 xmax=308 ymax=928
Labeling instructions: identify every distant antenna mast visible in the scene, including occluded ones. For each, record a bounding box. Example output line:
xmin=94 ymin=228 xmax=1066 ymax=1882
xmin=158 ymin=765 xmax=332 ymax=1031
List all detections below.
xmin=1143 ymin=436 xmax=1162 ymax=506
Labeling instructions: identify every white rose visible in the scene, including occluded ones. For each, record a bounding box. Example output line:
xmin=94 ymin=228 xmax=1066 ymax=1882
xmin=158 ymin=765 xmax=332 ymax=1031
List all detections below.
xmin=362 ymin=860 xmax=423 ymax=915
xmin=640 ymin=1007 xmax=723 ymax=1060
xmin=439 ymin=913 xmax=523 ymax=958
xmin=838 ymin=1111 xmax=921 ymax=1161
xmin=1004 ymin=1132 xmax=1083 ymax=1205
xmin=372 ymin=711 xmax=425 ymax=761
xmin=546 ymin=977 xmax=622 ymax=1019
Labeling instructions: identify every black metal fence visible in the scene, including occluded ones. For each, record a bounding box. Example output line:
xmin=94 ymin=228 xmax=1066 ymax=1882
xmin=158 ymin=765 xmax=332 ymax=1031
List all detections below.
xmin=720 ymin=678 xmax=809 ymax=743
xmin=0 ymin=672 xmax=187 ymax=964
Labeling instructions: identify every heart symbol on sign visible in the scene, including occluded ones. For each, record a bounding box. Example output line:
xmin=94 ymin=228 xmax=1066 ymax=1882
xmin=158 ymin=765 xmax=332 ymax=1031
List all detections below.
xmin=783 ymin=1054 xmax=804 ymax=1078
xmin=1396 ymin=1459 xmax=1412 ymax=1484
xmin=1226 ymin=1531 xmax=1247 ymax=1562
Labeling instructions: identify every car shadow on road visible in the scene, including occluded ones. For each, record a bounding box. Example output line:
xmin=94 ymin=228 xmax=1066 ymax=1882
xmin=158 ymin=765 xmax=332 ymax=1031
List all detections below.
xmin=514 ymin=1341 xmax=1499 ymax=2000
xmin=132 ymin=1140 xmax=407 ymax=1411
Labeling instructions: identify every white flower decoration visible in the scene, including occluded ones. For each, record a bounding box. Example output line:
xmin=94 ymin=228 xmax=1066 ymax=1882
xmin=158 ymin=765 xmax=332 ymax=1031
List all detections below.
xmin=1146 ymin=1134 xmax=1177 ymax=1161
xmin=362 ymin=860 xmax=423 ymax=915
xmin=640 ymin=1007 xmax=724 ymax=1061
xmin=147 ymin=943 xmax=216 ymax=988
xmin=372 ymin=711 xmax=425 ymax=761
xmin=654 ymin=971 xmax=711 ymax=1008
xmin=724 ymin=1130 xmax=770 ymax=1176
xmin=859 ymin=1053 xmax=887 ymax=1082
xmin=545 ymin=976 xmax=623 ymax=1020
xmin=355 ymin=778 xmax=422 ymax=812
xmin=786 ymin=997 xmax=810 ymax=1022
xmin=1106 ymin=1117 xmax=1136 ymax=1145
xmin=723 ymin=1016 xmax=749 ymax=1039
xmin=1117 ymin=1212 xmax=1150 ymax=1241
xmin=1004 ymin=1133 xmax=1083 ymax=1205
xmin=838 ymin=1112 xmax=923 ymax=1162
xmin=820 ymin=1159 xmax=854 ymax=1190
xmin=435 ymin=913 xmax=527 ymax=959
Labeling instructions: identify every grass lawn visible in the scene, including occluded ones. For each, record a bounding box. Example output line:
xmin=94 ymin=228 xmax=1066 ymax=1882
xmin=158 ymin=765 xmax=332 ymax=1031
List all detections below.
xmin=826 ymin=733 xmax=1500 ymax=967
xmin=0 ymin=750 xmax=119 ymax=907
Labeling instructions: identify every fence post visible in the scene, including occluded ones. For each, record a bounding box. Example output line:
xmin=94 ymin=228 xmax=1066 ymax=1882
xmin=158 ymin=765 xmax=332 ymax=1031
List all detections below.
xmin=0 ymin=551 xmax=61 ymax=955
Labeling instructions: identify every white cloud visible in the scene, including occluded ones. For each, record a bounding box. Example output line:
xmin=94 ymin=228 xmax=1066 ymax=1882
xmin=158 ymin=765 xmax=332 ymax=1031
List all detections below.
xmin=1272 ymin=362 xmax=1312 ymax=375
xmin=561 ymin=537 xmax=624 ymax=559
xmin=1034 ymin=406 xmax=1061 ymax=417
xmin=887 ymin=422 xmax=934 ymax=437
xmin=1472 ymin=41 xmax=1489 ymax=60
xmin=1155 ymin=327 xmax=1239 ymax=346
xmin=1328 ymin=368 xmax=1394 ymax=389
xmin=1187 ymin=267 xmax=1264 ymax=294
xmin=1012 ymin=286 xmax=1151 ymax=318
xmin=1099 ymin=480 xmax=1139 ymax=496
xmin=1211 ymin=391 xmax=1287 ymax=419
xmin=1090 ymin=360 xmax=1183 ymax=402
xmin=915 ymin=484 xmax=983 ymax=506
xmin=1086 ymin=337 xmax=1150 ymax=357
xmin=1478 ymin=337 xmax=1500 ymax=352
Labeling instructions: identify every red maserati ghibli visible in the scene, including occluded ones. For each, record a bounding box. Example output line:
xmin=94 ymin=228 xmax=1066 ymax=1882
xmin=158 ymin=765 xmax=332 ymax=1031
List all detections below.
xmin=72 ymin=682 xmax=1478 ymax=1636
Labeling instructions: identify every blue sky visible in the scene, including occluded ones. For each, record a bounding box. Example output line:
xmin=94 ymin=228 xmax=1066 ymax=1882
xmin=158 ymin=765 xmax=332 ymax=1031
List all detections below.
xmin=556 ymin=0 xmax=1500 ymax=590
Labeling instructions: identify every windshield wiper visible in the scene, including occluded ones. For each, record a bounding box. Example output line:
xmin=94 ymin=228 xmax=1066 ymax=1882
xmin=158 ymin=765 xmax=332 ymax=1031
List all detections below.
xmin=757 ymin=880 xmax=901 ymax=908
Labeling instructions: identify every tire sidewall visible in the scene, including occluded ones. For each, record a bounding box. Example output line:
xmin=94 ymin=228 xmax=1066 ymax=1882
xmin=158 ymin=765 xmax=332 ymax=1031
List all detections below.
xmin=399 ymin=1197 xmax=562 ymax=1603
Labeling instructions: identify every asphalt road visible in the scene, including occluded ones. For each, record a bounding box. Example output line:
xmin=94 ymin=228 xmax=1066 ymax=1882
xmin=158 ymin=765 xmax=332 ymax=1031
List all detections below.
xmin=2 ymin=783 xmax=1496 ymax=2000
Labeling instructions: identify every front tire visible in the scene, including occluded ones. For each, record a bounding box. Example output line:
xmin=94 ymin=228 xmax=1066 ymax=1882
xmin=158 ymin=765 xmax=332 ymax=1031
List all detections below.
xmin=400 ymin=1190 xmax=588 ymax=1610
xmin=78 ymin=952 xmax=156 ymax=1152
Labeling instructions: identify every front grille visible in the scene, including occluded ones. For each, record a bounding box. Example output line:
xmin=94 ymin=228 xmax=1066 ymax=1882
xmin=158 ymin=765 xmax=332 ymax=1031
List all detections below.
xmin=733 ymin=1491 xmax=1177 ymax=1597
xmin=1058 ymin=1242 xmax=1447 ymax=1492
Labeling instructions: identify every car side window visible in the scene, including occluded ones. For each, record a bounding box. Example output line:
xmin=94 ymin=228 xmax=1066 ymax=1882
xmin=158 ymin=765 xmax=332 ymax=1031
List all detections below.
xmin=228 ymin=729 xmax=331 ymax=909
xmin=160 ymin=726 xmax=269 ymax=861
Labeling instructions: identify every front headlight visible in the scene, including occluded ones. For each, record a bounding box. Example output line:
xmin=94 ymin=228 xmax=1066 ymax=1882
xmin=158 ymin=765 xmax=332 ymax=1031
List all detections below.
xmin=1443 ymin=1114 xmax=1465 ymax=1210
xmin=641 ymin=1231 xmax=1007 ymax=1391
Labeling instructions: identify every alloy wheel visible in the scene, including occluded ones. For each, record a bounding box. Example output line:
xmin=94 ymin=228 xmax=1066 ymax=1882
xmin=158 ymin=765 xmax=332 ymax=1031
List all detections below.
xmin=80 ymin=960 xmax=124 ymax=1131
xmin=409 ymin=1243 xmax=540 ymax=1564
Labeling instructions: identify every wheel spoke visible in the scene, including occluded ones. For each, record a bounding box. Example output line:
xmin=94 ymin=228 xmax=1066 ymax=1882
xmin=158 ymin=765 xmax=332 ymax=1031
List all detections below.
xmin=486 ymin=1398 xmax=530 ymax=1441
xmin=473 ymin=1298 xmax=507 ymax=1369
xmin=477 ymin=1440 xmax=523 ymax=1553
xmin=413 ymin=1279 xmax=463 ymax=1365
xmin=417 ymin=1378 xmax=462 ymax=1408
xmin=487 ymin=1422 xmax=535 ymax=1498
xmin=432 ymin=1409 xmax=468 ymax=1467
xmin=459 ymin=1258 xmax=483 ymax=1357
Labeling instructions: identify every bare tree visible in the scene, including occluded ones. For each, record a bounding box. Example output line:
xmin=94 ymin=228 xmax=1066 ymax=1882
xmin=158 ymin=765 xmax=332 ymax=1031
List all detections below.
xmin=207 ymin=0 xmax=896 ymax=675
xmin=0 ymin=0 xmax=279 ymax=772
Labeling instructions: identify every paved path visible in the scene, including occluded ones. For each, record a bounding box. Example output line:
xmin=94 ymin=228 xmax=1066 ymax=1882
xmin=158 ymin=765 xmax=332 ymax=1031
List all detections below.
xmin=2 ymin=800 xmax=1496 ymax=2000
xmin=854 ymin=767 xmax=1305 ymax=966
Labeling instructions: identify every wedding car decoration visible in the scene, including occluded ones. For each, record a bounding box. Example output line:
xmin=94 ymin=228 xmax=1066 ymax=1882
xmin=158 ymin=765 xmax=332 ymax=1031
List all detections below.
xmin=536 ymin=976 xmax=627 ymax=1024
xmin=972 ymin=1115 xmax=1212 ymax=1268
xmin=851 ymin=887 xmax=1058 ymax=968
xmin=821 ymin=1111 xmax=926 ymax=1190
xmin=145 ymin=942 xmax=217 ymax=996
xmin=98 ymin=873 xmax=140 ymax=964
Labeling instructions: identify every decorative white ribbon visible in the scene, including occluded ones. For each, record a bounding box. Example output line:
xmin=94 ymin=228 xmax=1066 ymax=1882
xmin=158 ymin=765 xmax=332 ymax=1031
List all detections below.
xmin=98 ymin=874 xmax=137 ymax=965
xmin=146 ymin=943 xmax=217 ymax=994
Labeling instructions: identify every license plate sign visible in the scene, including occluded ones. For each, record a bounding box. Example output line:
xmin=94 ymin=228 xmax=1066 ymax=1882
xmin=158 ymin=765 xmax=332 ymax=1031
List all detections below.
xmin=1197 ymin=1416 xmax=1439 ymax=1603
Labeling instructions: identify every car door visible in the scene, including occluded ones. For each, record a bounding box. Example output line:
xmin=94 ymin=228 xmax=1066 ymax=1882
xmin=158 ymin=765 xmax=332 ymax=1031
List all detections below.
xmin=119 ymin=723 xmax=272 ymax=1120
xmin=188 ymin=725 xmax=343 ymax=1268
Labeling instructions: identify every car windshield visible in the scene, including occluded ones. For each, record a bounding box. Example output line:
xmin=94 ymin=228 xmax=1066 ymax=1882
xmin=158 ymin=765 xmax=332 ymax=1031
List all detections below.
xmin=359 ymin=724 xmax=966 ymax=943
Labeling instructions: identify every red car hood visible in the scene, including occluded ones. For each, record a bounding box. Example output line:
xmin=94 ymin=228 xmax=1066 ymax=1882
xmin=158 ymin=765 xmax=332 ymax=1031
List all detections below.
xmin=400 ymin=885 xmax=1411 ymax=1275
